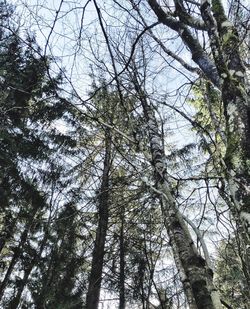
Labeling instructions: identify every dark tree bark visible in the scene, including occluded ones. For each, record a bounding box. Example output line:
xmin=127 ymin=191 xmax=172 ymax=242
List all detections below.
xmin=85 ymin=129 xmax=112 ymax=309
xmin=119 ymin=206 xmax=125 ymax=309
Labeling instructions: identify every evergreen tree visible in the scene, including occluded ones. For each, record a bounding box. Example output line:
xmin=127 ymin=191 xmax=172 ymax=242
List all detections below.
xmin=215 ymin=237 xmax=249 ymax=309
xmin=0 ymin=2 xmax=82 ymax=307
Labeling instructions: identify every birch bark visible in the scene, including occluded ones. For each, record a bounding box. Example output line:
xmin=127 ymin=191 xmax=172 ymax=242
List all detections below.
xmin=146 ymin=0 xmax=250 ymax=285
xmin=133 ymin=75 xmax=222 ymax=309
xmin=201 ymin=0 xmax=250 ymax=285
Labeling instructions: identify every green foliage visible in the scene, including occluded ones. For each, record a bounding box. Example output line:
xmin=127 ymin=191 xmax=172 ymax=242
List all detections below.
xmin=189 ymin=82 xmax=224 ymax=133
xmin=0 ymin=2 xmax=84 ymax=307
xmin=30 ymin=204 xmax=84 ymax=309
xmin=1 ymin=0 xmax=249 ymax=307
xmin=215 ymin=237 xmax=249 ymax=309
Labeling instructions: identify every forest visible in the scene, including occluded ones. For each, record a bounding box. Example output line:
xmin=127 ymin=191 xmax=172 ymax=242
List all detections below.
xmin=0 ymin=0 xmax=249 ymax=308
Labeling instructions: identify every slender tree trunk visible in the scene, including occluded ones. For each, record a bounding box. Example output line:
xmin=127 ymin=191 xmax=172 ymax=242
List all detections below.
xmin=85 ymin=129 xmax=112 ymax=309
xmin=139 ymin=259 xmax=146 ymax=309
xmin=119 ymin=206 xmax=125 ymax=309
xmin=133 ymin=75 xmax=222 ymax=309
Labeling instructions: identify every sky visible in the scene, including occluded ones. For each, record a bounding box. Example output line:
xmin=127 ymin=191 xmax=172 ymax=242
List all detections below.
xmin=12 ymin=0 xmax=196 ymax=97
xmin=10 ymin=0 xmax=201 ymax=152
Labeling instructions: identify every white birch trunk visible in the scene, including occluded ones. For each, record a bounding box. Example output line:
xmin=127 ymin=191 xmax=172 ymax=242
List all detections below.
xmin=134 ymin=78 xmax=222 ymax=309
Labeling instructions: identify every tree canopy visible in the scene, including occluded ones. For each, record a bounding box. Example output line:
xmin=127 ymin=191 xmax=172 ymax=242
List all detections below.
xmin=0 ymin=0 xmax=249 ymax=308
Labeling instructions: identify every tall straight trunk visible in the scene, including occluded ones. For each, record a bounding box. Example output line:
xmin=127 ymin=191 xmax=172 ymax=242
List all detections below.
xmin=119 ymin=206 xmax=125 ymax=309
xmin=85 ymin=129 xmax=112 ymax=309
xmin=140 ymin=262 xmax=146 ymax=309
xmin=133 ymin=76 xmax=222 ymax=309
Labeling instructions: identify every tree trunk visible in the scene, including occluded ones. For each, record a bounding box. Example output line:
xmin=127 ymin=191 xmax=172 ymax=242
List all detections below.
xmin=147 ymin=0 xmax=250 ymax=291
xmin=201 ymin=0 xmax=250 ymax=286
xmin=119 ymin=206 xmax=125 ymax=309
xmin=85 ymin=129 xmax=112 ymax=309
xmin=133 ymin=75 xmax=222 ymax=309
